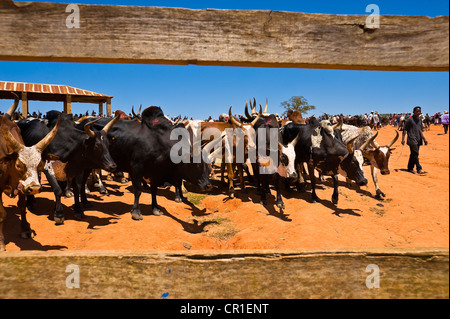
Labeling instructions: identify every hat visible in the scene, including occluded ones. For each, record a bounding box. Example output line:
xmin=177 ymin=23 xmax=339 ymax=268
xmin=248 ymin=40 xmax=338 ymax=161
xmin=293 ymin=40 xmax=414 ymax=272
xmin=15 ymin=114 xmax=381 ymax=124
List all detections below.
xmin=371 ymin=111 xmax=374 ymax=113
xmin=444 ymin=111 xmax=448 ymax=114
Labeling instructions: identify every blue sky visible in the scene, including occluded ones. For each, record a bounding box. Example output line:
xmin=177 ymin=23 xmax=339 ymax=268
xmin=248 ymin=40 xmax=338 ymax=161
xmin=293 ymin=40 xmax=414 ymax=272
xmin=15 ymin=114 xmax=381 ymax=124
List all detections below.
xmin=1 ymin=0 xmax=449 ymax=119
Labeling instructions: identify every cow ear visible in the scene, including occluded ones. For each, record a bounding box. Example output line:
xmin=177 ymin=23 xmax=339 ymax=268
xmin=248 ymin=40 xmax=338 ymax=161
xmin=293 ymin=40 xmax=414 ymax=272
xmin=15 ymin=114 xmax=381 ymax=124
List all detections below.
xmin=0 ymin=152 xmax=18 ymax=164
xmin=389 ymin=148 xmax=396 ymax=152
xmin=43 ymin=153 xmax=60 ymax=161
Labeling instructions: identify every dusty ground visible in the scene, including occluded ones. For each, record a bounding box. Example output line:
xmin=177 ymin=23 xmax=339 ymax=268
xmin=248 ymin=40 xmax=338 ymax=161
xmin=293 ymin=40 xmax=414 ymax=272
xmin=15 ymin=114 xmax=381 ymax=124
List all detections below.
xmin=3 ymin=125 xmax=449 ymax=251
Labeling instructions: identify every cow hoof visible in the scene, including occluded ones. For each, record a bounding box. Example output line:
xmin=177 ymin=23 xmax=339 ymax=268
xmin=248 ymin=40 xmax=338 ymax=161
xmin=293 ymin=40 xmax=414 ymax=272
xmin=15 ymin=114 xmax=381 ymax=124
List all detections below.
xmin=332 ymin=198 xmax=338 ymax=205
xmin=54 ymin=216 xmax=65 ymax=225
xmin=277 ymin=202 xmax=285 ymax=209
xmin=121 ymin=178 xmax=128 ymax=184
xmin=21 ymin=230 xmax=36 ymax=239
xmin=153 ymin=208 xmax=163 ymax=216
xmin=65 ymin=191 xmax=73 ymax=198
xmin=131 ymin=211 xmax=143 ymax=220
xmin=74 ymin=212 xmax=85 ymax=220
xmin=175 ymin=197 xmax=183 ymax=203
xmin=106 ymin=175 xmax=113 ymax=181
xmin=99 ymin=186 xmax=108 ymax=195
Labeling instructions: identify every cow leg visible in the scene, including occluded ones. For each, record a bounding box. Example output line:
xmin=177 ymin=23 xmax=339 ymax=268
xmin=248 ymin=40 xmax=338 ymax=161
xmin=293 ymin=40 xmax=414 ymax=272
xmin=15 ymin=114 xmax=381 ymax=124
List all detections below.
xmin=295 ymin=162 xmax=307 ymax=193
xmin=238 ymin=164 xmax=247 ymax=193
xmin=0 ymin=198 xmax=6 ymax=251
xmin=18 ymin=193 xmax=35 ymax=239
xmin=150 ymin=185 xmax=163 ymax=216
xmin=227 ymin=163 xmax=235 ymax=198
xmin=44 ymin=169 xmax=65 ymax=225
xmin=371 ymin=165 xmax=385 ymax=199
xmin=174 ymin=180 xmax=186 ymax=203
xmin=220 ymin=163 xmax=226 ymax=184
xmin=93 ymin=169 xmax=108 ymax=194
xmin=72 ymin=176 xmax=85 ymax=220
xmin=243 ymin=163 xmax=254 ymax=183
xmin=80 ymin=169 xmax=92 ymax=208
xmin=275 ymin=174 xmax=285 ymax=209
xmin=259 ymin=173 xmax=269 ymax=205
xmin=331 ymin=174 xmax=339 ymax=205
xmin=130 ymin=173 xmax=144 ymax=220
xmin=308 ymin=164 xmax=320 ymax=202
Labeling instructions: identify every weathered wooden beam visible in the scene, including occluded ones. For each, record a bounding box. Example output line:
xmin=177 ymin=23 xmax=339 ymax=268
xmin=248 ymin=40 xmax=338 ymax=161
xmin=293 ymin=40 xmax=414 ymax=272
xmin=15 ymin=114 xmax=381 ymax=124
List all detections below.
xmin=21 ymin=91 xmax=28 ymax=117
xmin=0 ymin=1 xmax=448 ymax=71
xmin=0 ymin=248 xmax=448 ymax=299
xmin=64 ymin=94 xmax=72 ymax=114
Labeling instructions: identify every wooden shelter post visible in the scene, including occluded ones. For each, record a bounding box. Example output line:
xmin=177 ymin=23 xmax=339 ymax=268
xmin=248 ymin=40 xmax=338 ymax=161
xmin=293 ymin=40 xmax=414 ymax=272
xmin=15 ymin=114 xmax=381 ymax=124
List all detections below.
xmin=106 ymin=98 xmax=111 ymax=117
xmin=21 ymin=92 xmax=28 ymax=117
xmin=64 ymin=94 xmax=72 ymax=114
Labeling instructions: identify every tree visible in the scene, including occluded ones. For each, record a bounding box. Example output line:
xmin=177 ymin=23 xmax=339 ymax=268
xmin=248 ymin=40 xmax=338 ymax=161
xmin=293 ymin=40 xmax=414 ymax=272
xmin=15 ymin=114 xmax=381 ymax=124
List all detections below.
xmin=281 ymin=96 xmax=315 ymax=117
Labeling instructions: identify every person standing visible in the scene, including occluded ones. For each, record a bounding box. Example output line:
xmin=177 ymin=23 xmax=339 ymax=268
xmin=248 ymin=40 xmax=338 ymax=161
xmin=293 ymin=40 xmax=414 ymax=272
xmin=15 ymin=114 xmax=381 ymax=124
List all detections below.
xmin=401 ymin=106 xmax=428 ymax=174
xmin=441 ymin=111 xmax=449 ymax=134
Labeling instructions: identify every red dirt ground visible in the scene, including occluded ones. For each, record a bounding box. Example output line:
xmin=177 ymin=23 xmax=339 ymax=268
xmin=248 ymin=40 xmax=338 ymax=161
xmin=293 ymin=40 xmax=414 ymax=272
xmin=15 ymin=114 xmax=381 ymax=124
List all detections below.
xmin=3 ymin=125 xmax=449 ymax=251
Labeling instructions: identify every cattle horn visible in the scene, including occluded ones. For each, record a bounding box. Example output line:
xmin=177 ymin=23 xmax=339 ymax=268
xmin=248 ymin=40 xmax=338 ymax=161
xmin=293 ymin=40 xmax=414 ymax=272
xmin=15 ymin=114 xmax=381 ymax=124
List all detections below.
xmin=264 ymin=98 xmax=268 ymax=114
xmin=332 ymin=117 xmax=343 ymax=130
xmin=5 ymin=93 xmax=20 ymax=118
xmin=346 ymin=135 xmax=358 ymax=155
xmin=244 ymin=101 xmax=252 ymax=119
xmin=138 ymin=104 xmax=142 ymax=116
xmin=229 ymin=106 xmax=242 ymax=128
xmin=290 ymin=129 xmax=302 ymax=147
xmin=250 ymin=105 xmax=262 ymax=127
xmin=386 ymin=130 xmax=399 ymax=149
xmin=132 ymin=105 xmax=137 ymax=118
xmin=1 ymin=115 xmax=24 ymax=153
xmin=360 ymin=132 xmax=378 ymax=152
xmin=252 ymin=98 xmax=257 ymax=114
xmin=84 ymin=118 xmax=101 ymax=138
xmin=35 ymin=116 xmax=60 ymax=152
xmin=102 ymin=112 xmax=120 ymax=133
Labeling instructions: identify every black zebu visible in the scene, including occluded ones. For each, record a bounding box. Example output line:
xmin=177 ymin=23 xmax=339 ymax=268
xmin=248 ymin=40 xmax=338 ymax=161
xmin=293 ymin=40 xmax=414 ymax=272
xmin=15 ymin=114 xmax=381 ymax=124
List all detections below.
xmin=17 ymin=111 xmax=118 ymax=224
xmin=282 ymin=118 xmax=368 ymax=204
xmin=89 ymin=106 xmax=212 ymax=220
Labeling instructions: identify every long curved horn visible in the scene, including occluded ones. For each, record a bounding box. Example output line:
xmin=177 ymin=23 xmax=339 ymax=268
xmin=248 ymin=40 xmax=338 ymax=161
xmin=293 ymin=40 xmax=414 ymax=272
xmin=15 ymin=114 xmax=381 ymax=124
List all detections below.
xmin=229 ymin=106 xmax=242 ymax=128
xmin=138 ymin=104 xmax=142 ymax=116
xmin=102 ymin=112 xmax=120 ymax=133
xmin=346 ymin=136 xmax=358 ymax=154
xmin=250 ymin=105 xmax=262 ymax=127
xmin=35 ymin=116 xmax=60 ymax=152
xmin=84 ymin=118 xmax=101 ymax=138
xmin=386 ymin=130 xmax=399 ymax=149
xmin=360 ymin=132 xmax=378 ymax=152
xmin=332 ymin=117 xmax=343 ymax=130
xmin=264 ymin=98 xmax=268 ymax=114
xmin=244 ymin=101 xmax=252 ymax=119
xmin=290 ymin=129 xmax=302 ymax=147
xmin=252 ymin=98 xmax=257 ymax=114
xmin=131 ymin=105 xmax=137 ymax=118
xmin=6 ymin=93 xmax=20 ymax=118
xmin=1 ymin=116 xmax=24 ymax=153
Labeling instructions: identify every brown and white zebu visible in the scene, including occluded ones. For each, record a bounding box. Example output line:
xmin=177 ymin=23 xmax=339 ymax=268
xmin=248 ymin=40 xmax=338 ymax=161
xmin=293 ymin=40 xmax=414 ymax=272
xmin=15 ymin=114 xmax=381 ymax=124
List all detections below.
xmin=336 ymin=122 xmax=399 ymax=199
xmin=0 ymin=100 xmax=60 ymax=251
xmin=185 ymin=105 xmax=262 ymax=198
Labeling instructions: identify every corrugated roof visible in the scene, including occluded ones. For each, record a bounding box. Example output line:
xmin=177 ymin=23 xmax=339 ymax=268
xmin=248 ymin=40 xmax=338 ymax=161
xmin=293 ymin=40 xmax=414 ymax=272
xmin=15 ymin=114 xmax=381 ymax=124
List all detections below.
xmin=0 ymin=81 xmax=112 ymax=97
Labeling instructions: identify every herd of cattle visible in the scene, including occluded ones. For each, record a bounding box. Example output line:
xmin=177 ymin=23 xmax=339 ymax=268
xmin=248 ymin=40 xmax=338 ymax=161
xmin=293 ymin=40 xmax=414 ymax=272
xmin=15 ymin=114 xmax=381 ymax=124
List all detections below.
xmin=0 ymin=97 xmax=399 ymax=251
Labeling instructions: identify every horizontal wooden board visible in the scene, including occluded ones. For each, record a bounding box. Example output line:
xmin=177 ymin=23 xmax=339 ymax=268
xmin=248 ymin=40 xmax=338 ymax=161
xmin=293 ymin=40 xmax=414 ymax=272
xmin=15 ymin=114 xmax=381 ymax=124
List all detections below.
xmin=0 ymin=1 xmax=448 ymax=71
xmin=0 ymin=248 xmax=448 ymax=299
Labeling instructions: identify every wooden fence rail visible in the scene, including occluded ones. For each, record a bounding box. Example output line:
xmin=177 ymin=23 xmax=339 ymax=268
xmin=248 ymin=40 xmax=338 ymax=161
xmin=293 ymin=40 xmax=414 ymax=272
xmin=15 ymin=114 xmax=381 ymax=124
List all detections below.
xmin=0 ymin=0 xmax=448 ymax=71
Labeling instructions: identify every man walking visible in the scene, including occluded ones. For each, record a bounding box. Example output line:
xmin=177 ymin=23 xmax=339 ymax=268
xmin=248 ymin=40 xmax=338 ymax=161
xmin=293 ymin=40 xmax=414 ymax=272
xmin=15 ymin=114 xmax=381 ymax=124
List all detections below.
xmin=441 ymin=111 xmax=449 ymax=134
xmin=401 ymin=106 xmax=428 ymax=174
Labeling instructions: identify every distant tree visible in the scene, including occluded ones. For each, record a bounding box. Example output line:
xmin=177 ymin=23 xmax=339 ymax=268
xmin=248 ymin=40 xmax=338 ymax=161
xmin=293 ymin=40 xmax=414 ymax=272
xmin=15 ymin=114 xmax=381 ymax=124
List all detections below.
xmin=281 ymin=96 xmax=316 ymax=117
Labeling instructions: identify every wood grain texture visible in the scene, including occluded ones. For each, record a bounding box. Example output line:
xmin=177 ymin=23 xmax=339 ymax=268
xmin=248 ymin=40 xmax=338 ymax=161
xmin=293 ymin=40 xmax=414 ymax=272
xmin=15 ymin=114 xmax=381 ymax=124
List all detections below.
xmin=0 ymin=248 xmax=448 ymax=299
xmin=0 ymin=0 xmax=448 ymax=71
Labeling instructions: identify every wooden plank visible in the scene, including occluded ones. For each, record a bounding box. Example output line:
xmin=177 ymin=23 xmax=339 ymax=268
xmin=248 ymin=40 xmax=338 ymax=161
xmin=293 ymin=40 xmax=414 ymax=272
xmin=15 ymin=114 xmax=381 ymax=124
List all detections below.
xmin=0 ymin=248 xmax=448 ymax=299
xmin=0 ymin=0 xmax=448 ymax=71
xmin=21 ymin=92 xmax=28 ymax=117
xmin=64 ymin=94 xmax=72 ymax=114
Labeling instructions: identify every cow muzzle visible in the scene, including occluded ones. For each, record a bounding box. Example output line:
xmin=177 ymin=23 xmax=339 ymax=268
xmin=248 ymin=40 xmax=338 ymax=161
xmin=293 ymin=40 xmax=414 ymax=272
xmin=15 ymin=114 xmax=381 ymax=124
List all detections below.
xmin=357 ymin=178 xmax=368 ymax=187
xmin=19 ymin=182 xmax=41 ymax=195
xmin=380 ymin=169 xmax=390 ymax=175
